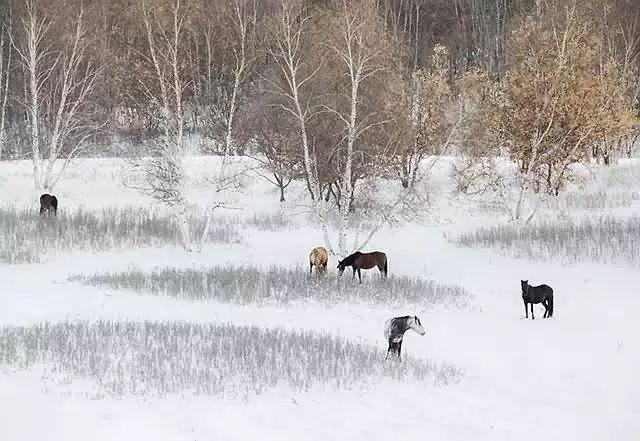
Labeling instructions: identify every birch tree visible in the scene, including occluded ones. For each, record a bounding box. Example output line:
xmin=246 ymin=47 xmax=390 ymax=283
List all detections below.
xmin=0 ymin=16 xmax=11 ymax=160
xmin=13 ymin=0 xmax=100 ymax=191
xmin=269 ymin=0 xmax=321 ymax=205
xmin=224 ymin=0 xmax=253 ymax=157
xmin=321 ymin=0 xmax=392 ymax=254
xmin=137 ymin=0 xmax=193 ymax=248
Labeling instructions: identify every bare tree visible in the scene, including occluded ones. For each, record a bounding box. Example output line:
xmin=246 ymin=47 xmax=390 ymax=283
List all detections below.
xmin=269 ymin=0 xmax=321 ymax=201
xmin=245 ymin=91 xmax=302 ymax=202
xmin=391 ymin=44 xmax=461 ymax=189
xmin=0 ymin=14 xmax=11 ymax=160
xmin=134 ymin=0 xmax=251 ymax=251
xmin=12 ymin=0 xmax=100 ymax=191
xmin=224 ymin=0 xmax=253 ymax=156
xmin=136 ymin=0 xmax=193 ymax=248
xmin=321 ymin=0 xmax=391 ymax=254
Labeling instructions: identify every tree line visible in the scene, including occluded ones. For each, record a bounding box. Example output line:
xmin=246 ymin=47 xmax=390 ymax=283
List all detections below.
xmin=0 ymin=0 xmax=638 ymax=249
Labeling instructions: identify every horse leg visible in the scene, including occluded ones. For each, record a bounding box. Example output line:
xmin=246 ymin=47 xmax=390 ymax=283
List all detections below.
xmin=310 ymin=262 xmax=313 ymax=276
xmin=398 ymin=340 xmax=403 ymax=361
xmin=530 ymin=303 xmax=535 ymax=320
xmin=357 ymin=268 xmax=362 ymax=283
xmin=352 ymin=268 xmax=356 ymax=280
xmin=386 ymin=341 xmax=392 ymax=360
xmin=542 ymin=300 xmax=549 ymax=318
xmin=524 ymin=300 xmax=528 ymax=319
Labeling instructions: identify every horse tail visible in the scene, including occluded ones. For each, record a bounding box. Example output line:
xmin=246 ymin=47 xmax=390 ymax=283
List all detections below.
xmin=320 ymin=247 xmax=328 ymax=267
xmin=384 ymin=257 xmax=388 ymax=277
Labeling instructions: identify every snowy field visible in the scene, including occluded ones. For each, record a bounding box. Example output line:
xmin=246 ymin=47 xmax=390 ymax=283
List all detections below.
xmin=1 ymin=157 xmax=639 ymax=441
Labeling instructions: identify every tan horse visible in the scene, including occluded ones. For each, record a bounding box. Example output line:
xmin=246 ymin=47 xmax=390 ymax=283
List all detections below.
xmin=309 ymin=246 xmax=329 ymax=275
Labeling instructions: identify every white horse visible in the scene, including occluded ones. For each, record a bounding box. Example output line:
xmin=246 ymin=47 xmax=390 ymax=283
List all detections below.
xmin=384 ymin=315 xmax=426 ymax=360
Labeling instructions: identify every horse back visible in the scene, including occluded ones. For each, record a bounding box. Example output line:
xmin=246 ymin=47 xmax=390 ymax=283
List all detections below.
xmin=534 ymin=284 xmax=553 ymax=296
xmin=309 ymin=246 xmax=328 ymax=265
xmin=359 ymin=251 xmax=386 ymax=268
xmin=40 ymin=193 xmax=57 ymax=208
xmin=525 ymin=283 xmax=553 ymax=302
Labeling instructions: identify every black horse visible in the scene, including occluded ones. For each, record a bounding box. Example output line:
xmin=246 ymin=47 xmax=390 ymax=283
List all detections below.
xmin=521 ymin=280 xmax=554 ymax=320
xmin=384 ymin=315 xmax=426 ymax=360
xmin=337 ymin=251 xmax=387 ymax=283
xmin=39 ymin=193 xmax=58 ymax=216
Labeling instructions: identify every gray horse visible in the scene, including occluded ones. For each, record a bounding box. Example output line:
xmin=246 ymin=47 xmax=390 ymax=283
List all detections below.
xmin=384 ymin=315 xmax=426 ymax=360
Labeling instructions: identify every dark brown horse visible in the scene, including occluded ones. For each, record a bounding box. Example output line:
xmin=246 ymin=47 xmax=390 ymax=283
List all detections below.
xmin=521 ymin=280 xmax=554 ymax=320
xmin=39 ymin=193 xmax=58 ymax=216
xmin=337 ymin=251 xmax=387 ymax=283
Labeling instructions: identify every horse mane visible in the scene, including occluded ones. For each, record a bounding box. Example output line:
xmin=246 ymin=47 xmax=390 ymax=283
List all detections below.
xmin=341 ymin=251 xmax=361 ymax=265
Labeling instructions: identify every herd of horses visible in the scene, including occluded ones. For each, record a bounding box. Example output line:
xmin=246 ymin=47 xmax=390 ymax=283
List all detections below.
xmin=309 ymin=245 xmax=555 ymax=359
xmin=35 ymin=194 xmax=555 ymax=361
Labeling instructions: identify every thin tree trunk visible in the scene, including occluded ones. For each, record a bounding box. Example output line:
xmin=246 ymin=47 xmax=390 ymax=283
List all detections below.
xmin=0 ymin=25 xmax=11 ymax=161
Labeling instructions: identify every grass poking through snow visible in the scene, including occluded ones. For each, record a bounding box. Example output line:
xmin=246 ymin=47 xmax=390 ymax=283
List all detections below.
xmin=0 ymin=206 xmax=239 ymax=263
xmin=71 ymin=265 xmax=471 ymax=308
xmin=0 ymin=321 xmax=458 ymax=399
xmin=455 ymin=216 xmax=640 ymax=265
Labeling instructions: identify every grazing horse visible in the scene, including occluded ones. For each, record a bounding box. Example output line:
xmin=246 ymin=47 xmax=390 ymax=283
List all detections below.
xmin=39 ymin=194 xmax=58 ymax=216
xmin=521 ymin=280 xmax=554 ymax=320
xmin=384 ymin=315 xmax=426 ymax=360
xmin=309 ymin=246 xmax=328 ymax=275
xmin=336 ymin=251 xmax=387 ymax=283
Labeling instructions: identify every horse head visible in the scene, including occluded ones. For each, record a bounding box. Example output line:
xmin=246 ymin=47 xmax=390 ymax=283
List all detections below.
xmin=409 ymin=316 xmax=426 ymax=336
xmin=521 ymin=280 xmax=529 ymax=295
xmin=336 ymin=259 xmax=346 ymax=276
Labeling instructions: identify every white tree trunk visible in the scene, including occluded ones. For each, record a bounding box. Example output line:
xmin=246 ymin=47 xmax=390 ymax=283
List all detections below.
xmin=0 ymin=27 xmax=10 ymax=161
xmin=25 ymin=7 xmax=43 ymax=190
xmin=224 ymin=1 xmax=249 ymax=157
xmin=13 ymin=2 xmax=98 ymax=192
xmin=270 ymin=0 xmax=330 ymax=249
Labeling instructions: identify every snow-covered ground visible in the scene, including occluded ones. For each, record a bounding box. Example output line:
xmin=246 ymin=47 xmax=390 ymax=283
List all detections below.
xmin=1 ymin=157 xmax=639 ymax=441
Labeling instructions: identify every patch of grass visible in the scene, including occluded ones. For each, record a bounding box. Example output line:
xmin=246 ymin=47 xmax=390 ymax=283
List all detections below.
xmin=454 ymin=216 xmax=640 ymax=265
xmin=0 ymin=207 xmax=239 ymax=263
xmin=546 ymin=191 xmax=640 ymax=211
xmin=71 ymin=265 xmax=471 ymax=308
xmin=0 ymin=321 xmax=456 ymax=398
xmin=242 ymin=212 xmax=293 ymax=231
